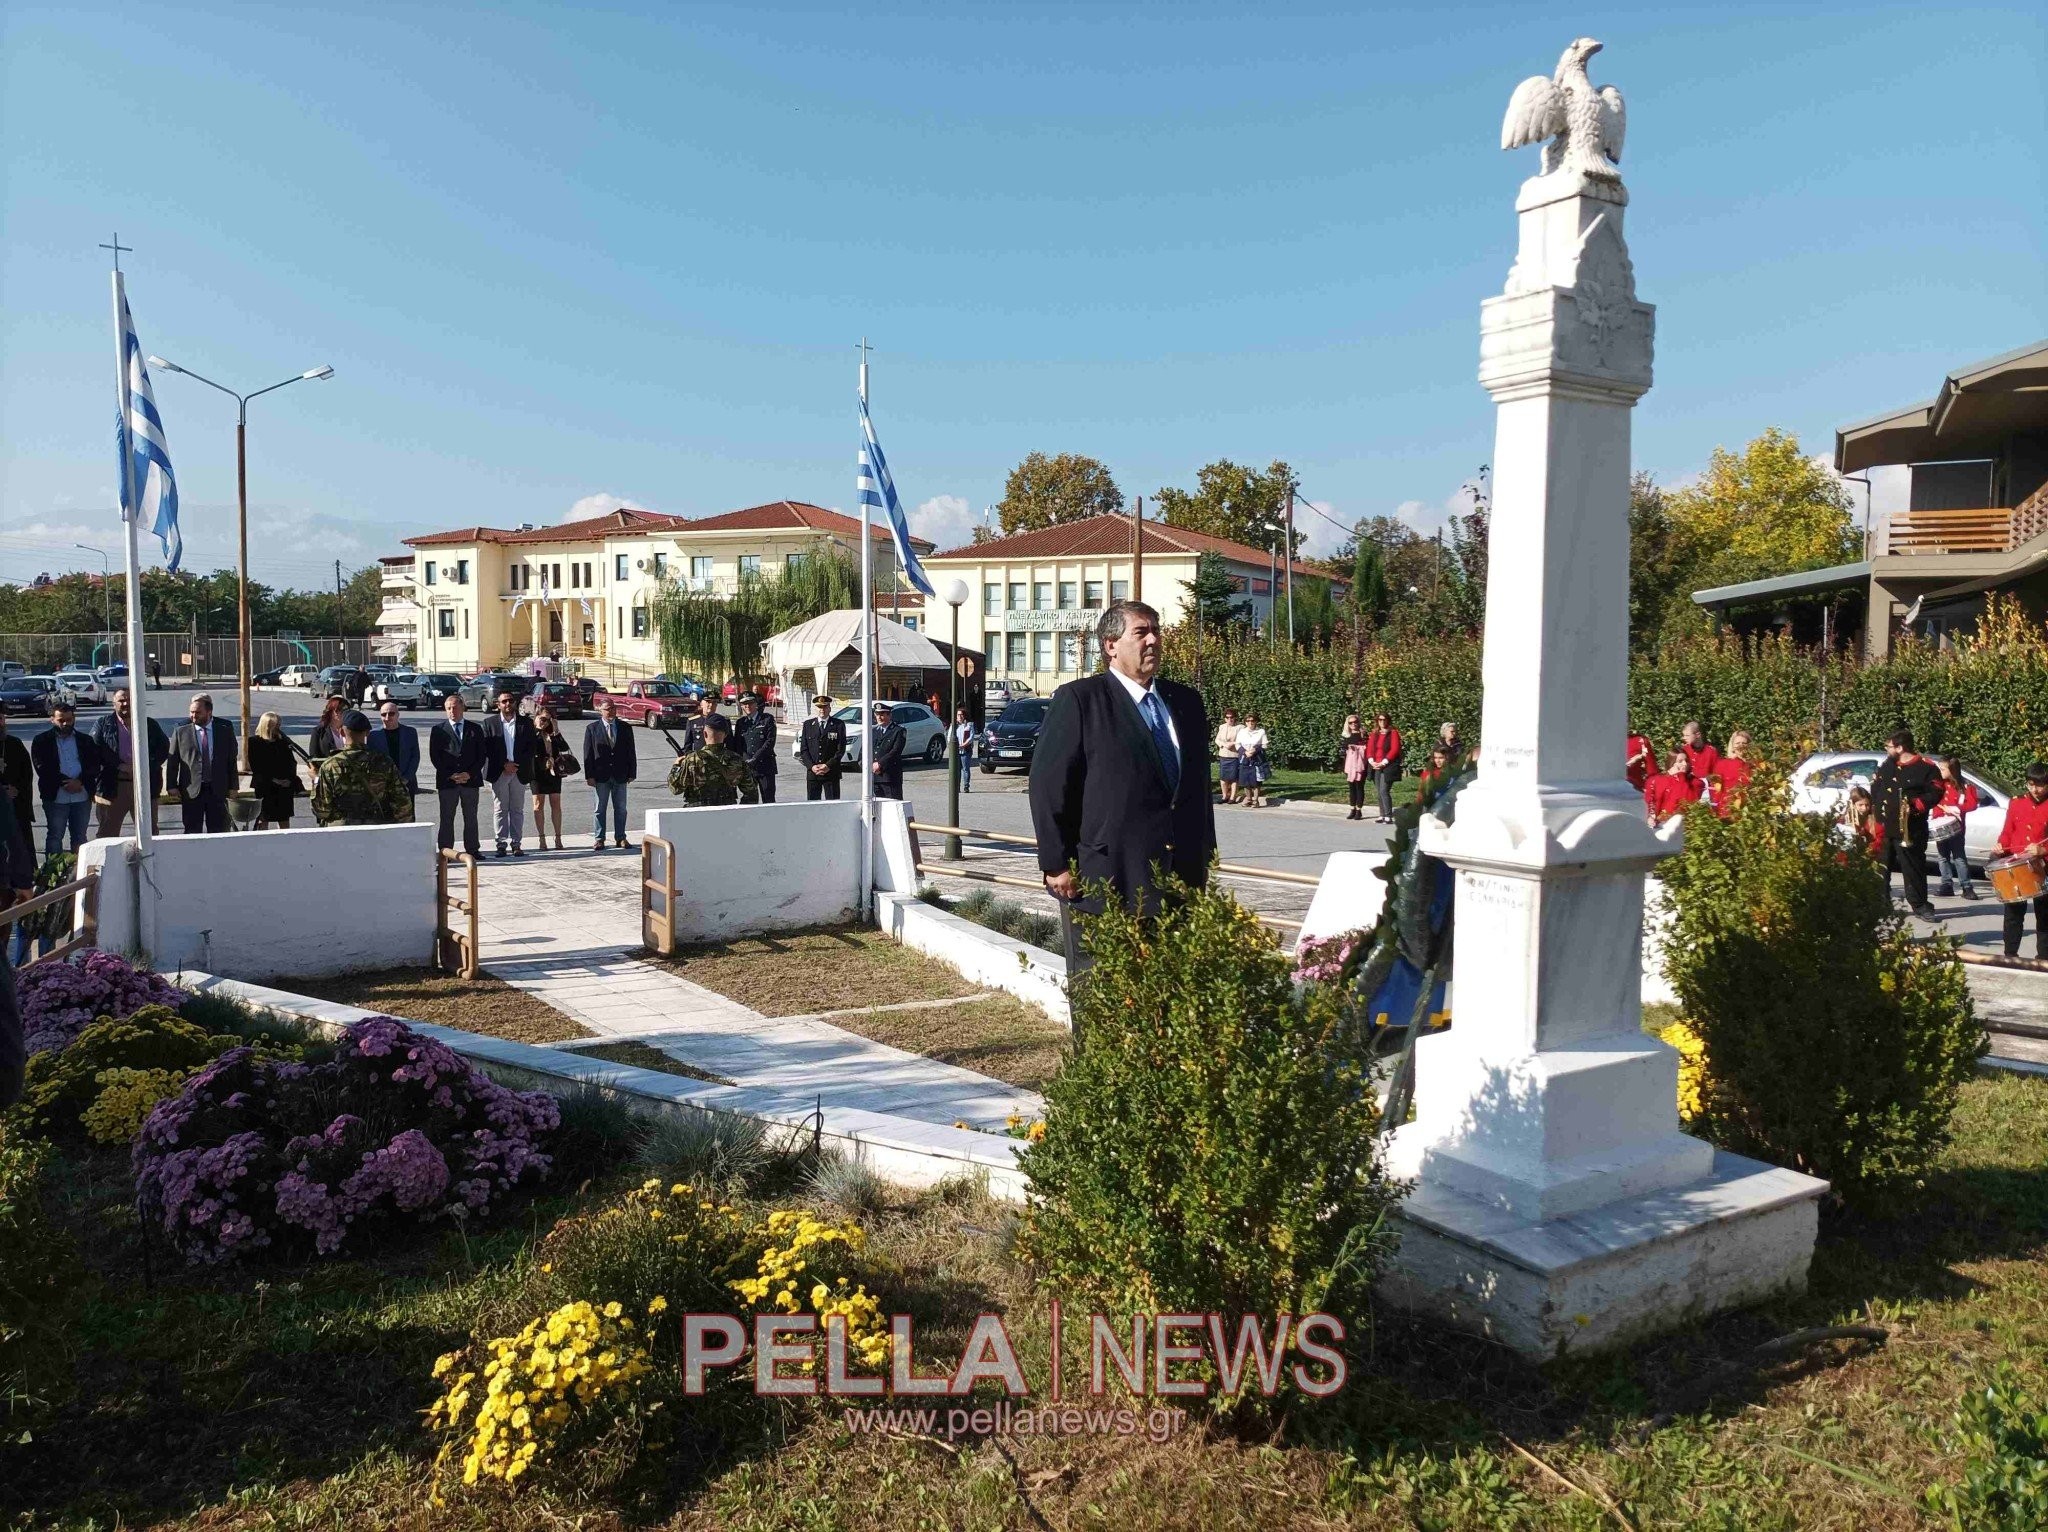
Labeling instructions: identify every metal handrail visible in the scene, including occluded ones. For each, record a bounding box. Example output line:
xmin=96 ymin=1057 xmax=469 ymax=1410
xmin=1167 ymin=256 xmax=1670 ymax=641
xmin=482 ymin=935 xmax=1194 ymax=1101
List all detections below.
xmin=905 ymin=818 xmax=1324 ymax=888
xmin=0 ymin=866 xmax=101 ymax=969
xmin=435 ymin=849 xmax=479 ymax=979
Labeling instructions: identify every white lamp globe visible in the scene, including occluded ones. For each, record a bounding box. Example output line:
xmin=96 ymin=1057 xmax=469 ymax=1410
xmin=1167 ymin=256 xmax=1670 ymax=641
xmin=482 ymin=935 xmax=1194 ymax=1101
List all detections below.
xmin=943 ymin=578 xmax=971 ymax=608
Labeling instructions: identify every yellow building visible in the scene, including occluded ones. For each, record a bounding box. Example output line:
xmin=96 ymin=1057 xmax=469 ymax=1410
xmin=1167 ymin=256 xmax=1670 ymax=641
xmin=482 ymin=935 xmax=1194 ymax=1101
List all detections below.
xmin=922 ymin=515 xmax=1343 ymax=690
xmin=403 ymin=502 xmax=928 ymax=678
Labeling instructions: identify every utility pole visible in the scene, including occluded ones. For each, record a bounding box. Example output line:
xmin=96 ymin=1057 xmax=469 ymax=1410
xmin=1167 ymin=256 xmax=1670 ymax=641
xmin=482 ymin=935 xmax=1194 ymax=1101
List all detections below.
xmin=1268 ymin=544 xmax=1278 ymax=652
xmin=1283 ymin=486 xmax=1296 ymax=648
xmin=335 ymin=559 xmax=344 ymax=658
xmin=1130 ymin=494 xmax=1143 ymax=601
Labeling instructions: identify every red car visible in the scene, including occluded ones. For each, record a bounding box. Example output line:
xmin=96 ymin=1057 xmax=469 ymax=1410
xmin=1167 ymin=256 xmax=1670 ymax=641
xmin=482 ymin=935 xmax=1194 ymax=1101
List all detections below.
xmin=720 ymin=676 xmax=782 ymax=706
xmin=600 ymin=679 xmax=695 ymax=728
xmin=524 ymin=680 xmax=586 ymax=718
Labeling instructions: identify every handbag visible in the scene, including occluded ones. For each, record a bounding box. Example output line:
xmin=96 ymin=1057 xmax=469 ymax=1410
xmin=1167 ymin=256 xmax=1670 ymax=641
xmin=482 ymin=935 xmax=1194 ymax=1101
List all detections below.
xmin=557 ymin=749 xmax=581 ymax=777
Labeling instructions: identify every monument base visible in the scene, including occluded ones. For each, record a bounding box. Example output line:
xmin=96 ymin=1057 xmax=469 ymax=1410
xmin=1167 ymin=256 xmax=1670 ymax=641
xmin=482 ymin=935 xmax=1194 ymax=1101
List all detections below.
xmin=1376 ymin=1150 xmax=1827 ymax=1359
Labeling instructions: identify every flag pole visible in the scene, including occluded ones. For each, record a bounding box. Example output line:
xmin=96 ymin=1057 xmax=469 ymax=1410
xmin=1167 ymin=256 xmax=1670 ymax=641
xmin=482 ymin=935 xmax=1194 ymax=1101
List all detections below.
xmin=111 ymin=265 xmax=155 ymax=960
xmin=857 ymin=340 xmax=874 ymax=922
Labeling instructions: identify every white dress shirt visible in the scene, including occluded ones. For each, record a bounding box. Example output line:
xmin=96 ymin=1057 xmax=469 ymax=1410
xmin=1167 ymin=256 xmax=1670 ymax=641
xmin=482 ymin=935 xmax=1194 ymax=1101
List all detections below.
xmin=1108 ymin=666 xmax=1180 ymax=758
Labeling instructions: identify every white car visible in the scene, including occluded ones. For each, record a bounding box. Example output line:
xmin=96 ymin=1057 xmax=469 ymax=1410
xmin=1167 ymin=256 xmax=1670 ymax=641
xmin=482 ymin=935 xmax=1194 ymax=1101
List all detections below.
xmin=277 ymin=664 xmax=322 ymax=690
xmin=790 ymin=701 xmax=949 ymax=765
xmin=1789 ymin=750 xmax=2011 ymax=868
xmin=368 ymin=669 xmax=427 ymax=708
xmin=984 ymin=678 xmax=1035 ymax=709
xmin=54 ymin=667 xmax=105 ymax=704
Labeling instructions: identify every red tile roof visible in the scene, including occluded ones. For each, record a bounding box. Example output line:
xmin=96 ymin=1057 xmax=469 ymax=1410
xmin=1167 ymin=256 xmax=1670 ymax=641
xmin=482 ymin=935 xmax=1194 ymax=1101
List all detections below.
xmin=684 ymin=500 xmax=934 ymax=550
xmin=925 ymin=514 xmax=1341 ymax=584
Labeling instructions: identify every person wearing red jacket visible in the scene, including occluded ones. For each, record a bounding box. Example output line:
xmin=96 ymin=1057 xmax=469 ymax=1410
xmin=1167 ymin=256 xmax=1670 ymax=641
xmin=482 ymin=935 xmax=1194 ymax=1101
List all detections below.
xmin=1710 ymin=730 xmax=1755 ymax=817
xmin=1996 ymin=763 xmax=2048 ymax=958
xmin=1642 ymin=749 xmax=1698 ymax=825
xmin=1364 ymin=713 xmax=1403 ymax=824
xmin=1930 ymin=756 xmax=1980 ymax=899
xmin=1679 ymin=721 xmax=1720 ymax=790
xmin=1624 ymin=729 xmax=1654 ymax=792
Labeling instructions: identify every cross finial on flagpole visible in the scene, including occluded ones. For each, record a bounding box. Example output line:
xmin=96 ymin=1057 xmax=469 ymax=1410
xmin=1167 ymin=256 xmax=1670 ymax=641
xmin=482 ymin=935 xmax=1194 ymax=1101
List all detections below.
xmin=100 ymin=233 xmax=133 ymax=271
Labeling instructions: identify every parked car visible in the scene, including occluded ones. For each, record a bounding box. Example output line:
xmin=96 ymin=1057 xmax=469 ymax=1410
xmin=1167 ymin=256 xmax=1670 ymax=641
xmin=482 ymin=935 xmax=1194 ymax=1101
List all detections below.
xmin=0 ymin=662 xmax=24 ymax=681
xmin=980 ymin=697 xmax=1052 ymax=773
xmin=525 ymin=680 xmax=586 ymax=718
xmin=793 ymin=701 xmax=947 ymax=765
xmin=460 ymin=671 xmax=532 ymax=710
xmin=569 ymin=677 xmax=605 ymax=705
xmin=412 ymin=672 xmax=465 ymax=709
xmin=984 ymin=678 xmax=1034 ymax=710
xmin=97 ymin=663 xmax=129 ymax=687
xmin=277 ymin=664 xmax=321 ymax=690
xmin=54 ymin=666 xmax=105 ymax=704
xmin=0 ymin=675 xmax=56 ymax=715
xmin=601 ymin=679 xmax=694 ymax=729
xmin=366 ymin=669 xmax=425 ymax=708
xmin=719 ymin=676 xmax=784 ymax=706
xmin=1788 ymin=750 xmax=2011 ymax=869
xmin=652 ymin=674 xmax=707 ymax=699
xmin=253 ymin=666 xmax=286 ymax=686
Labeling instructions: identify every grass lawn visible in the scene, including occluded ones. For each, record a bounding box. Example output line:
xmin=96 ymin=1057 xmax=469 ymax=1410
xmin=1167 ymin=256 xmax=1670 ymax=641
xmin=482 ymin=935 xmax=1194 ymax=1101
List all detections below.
xmin=575 ymin=1038 xmax=736 ymax=1086
xmin=644 ymin=926 xmax=981 ymax=1017
xmin=1259 ymin=765 xmax=1423 ymax=809
xmin=822 ymin=994 xmax=1069 ymax=1091
xmin=289 ymin=965 xmax=591 ymax=1045
xmin=10 ymin=1068 xmax=2045 ymax=1530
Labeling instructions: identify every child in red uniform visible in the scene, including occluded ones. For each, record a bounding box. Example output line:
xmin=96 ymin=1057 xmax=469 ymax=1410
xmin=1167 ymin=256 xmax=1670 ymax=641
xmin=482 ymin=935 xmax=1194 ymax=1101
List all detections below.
xmin=1679 ymin=720 xmax=1720 ymax=790
xmin=1711 ymin=730 xmax=1755 ymax=817
xmin=1996 ymin=763 xmax=2048 ymax=958
xmin=1642 ymin=749 xmax=1697 ymax=825
xmin=1624 ymin=729 xmax=1654 ymax=792
xmin=1930 ymin=756 xmax=1980 ymax=899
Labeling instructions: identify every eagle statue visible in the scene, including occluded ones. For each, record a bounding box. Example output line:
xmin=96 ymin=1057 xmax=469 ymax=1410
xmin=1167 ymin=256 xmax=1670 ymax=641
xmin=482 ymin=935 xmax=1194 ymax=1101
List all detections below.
xmin=1501 ymin=37 xmax=1625 ymax=180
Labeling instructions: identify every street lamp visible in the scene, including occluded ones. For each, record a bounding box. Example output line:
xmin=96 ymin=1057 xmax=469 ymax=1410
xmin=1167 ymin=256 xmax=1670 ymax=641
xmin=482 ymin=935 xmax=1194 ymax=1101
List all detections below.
xmin=150 ymin=355 xmax=333 ymax=763
xmin=942 ymin=579 xmax=970 ymax=860
xmin=74 ymin=544 xmax=111 ymax=652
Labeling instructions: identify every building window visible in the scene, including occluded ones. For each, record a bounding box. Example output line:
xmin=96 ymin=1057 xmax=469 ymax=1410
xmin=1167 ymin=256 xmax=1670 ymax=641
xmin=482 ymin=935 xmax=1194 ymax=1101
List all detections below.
xmin=568 ymin=563 xmax=581 ymax=590
xmin=1058 ymin=581 xmax=1078 ymax=609
xmin=509 ymin=565 xmax=525 ymax=591
xmin=455 ymin=559 xmax=470 ymax=585
xmin=437 ymin=609 xmax=456 ymax=638
xmin=1084 ymin=580 xmax=1103 ymax=608
xmin=615 ymin=553 xmax=629 ymax=581
xmin=1058 ymin=632 xmax=1080 ymax=671
xmin=690 ymin=555 xmax=714 ymax=584
xmin=550 ymin=562 xmax=562 ymax=588
xmin=1032 ymin=633 xmax=1052 ymax=671
xmin=985 ymin=631 xmax=1002 ymax=663
xmin=631 ymin=605 xmax=649 ymax=638
xmin=617 ymin=607 xmax=624 ymax=637
xmin=739 ymin=554 xmax=761 ymax=579
xmin=982 ymin=583 xmax=999 ymax=616
xmin=1032 ymin=582 xmax=1051 ymax=611
xmin=652 ymin=552 xmax=667 ymax=578
xmin=1007 ymin=582 xmax=1026 ymax=611
xmin=1006 ymin=632 xmax=1028 ymax=670
xmin=1110 ymin=579 xmax=1128 ymax=602
xmin=462 ymin=609 xmax=469 ymax=637
xmin=1082 ymin=631 xmax=1101 ymax=672
xmin=786 ymin=552 xmax=808 ymax=573
xmin=423 ymin=560 xmax=437 ymax=586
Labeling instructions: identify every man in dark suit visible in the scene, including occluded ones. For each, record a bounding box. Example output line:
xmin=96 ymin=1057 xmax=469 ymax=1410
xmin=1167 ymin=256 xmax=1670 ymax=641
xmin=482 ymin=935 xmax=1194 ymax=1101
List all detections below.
xmin=429 ymin=693 xmax=487 ymax=854
xmin=1028 ymin=600 xmax=1216 ymax=980
xmin=799 ymin=694 xmax=845 ymax=801
xmin=367 ymin=699 xmax=422 ymax=796
xmin=869 ymin=703 xmax=907 ymax=800
xmin=0 ymin=713 xmax=32 ymax=856
xmin=31 ymin=699 xmax=106 ymax=854
xmin=166 ymin=692 xmax=238 ymax=834
xmin=735 ymin=692 xmax=778 ymax=803
xmin=90 ymin=687 xmax=169 ymax=838
xmin=682 ymin=693 xmax=725 ymax=755
xmin=483 ymin=687 xmax=537 ymax=856
xmin=581 ymin=692 xmax=637 ymax=850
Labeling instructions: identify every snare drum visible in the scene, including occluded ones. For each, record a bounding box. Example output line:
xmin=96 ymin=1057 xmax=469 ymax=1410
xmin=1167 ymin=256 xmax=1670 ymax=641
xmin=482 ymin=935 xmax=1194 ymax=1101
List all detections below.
xmin=1986 ymin=853 xmax=2047 ymax=904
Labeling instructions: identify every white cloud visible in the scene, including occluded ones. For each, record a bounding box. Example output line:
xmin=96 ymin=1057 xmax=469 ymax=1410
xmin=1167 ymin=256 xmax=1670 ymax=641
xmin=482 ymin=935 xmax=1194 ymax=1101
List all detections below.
xmin=1292 ymin=500 xmax=1349 ymax=558
xmin=565 ymin=492 xmax=642 ymax=523
xmin=908 ymin=493 xmax=980 ymax=553
xmin=1394 ymin=485 xmax=1484 ymax=537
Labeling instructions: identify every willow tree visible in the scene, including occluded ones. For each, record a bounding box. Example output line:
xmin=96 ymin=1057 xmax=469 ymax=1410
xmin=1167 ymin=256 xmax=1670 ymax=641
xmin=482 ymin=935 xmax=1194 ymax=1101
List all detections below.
xmin=651 ymin=539 xmax=862 ymax=679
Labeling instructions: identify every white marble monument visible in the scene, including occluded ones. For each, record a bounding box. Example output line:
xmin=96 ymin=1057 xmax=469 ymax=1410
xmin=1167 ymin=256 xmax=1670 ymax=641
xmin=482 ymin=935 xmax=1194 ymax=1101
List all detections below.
xmin=1378 ymin=40 xmax=1828 ymax=1358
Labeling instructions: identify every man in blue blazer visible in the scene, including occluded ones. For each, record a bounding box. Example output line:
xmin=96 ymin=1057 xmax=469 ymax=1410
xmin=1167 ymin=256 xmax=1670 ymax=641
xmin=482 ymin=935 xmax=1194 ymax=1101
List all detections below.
xmin=581 ymin=692 xmax=638 ymax=850
xmin=366 ymin=699 xmax=422 ymax=796
xmin=1028 ymin=600 xmax=1216 ymax=981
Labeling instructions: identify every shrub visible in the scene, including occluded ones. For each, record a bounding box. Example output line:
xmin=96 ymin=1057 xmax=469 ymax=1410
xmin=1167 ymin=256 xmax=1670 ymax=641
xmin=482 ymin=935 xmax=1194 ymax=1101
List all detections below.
xmin=631 ymin=1109 xmax=797 ymax=1199
xmin=14 ymin=1005 xmax=235 ymax=1142
xmin=1657 ymin=773 xmax=1983 ymax=1205
xmin=0 ymin=1121 xmax=77 ymax=1406
xmin=19 ymin=951 xmax=185 ymax=1057
xmin=19 ymin=852 xmax=76 ymax=945
xmin=132 ymin=1016 xmax=561 ymax=1264
xmin=1926 ymin=1365 xmax=2048 ymax=1529
xmin=1017 ymin=876 xmax=1402 ymax=1342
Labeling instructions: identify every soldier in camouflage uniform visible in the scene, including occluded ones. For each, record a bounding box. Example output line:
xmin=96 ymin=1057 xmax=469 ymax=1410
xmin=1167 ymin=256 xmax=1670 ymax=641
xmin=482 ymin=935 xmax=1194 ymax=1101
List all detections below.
xmin=667 ymin=713 xmax=760 ymax=806
xmin=313 ymin=710 xmax=415 ymax=827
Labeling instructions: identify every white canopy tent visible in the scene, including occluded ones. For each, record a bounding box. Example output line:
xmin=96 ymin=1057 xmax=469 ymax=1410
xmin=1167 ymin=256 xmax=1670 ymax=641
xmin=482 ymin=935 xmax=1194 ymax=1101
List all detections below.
xmin=762 ymin=609 xmax=948 ymax=710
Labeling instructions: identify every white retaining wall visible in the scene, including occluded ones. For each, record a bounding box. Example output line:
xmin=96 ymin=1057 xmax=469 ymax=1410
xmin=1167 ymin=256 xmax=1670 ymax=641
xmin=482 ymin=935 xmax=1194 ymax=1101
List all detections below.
xmin=878 ymin=892 xmax=1070 ymax=1026
xmin=642 ymin=797 xmax=920 ymax=943
xmin=79 ymin=823 xmax=439 ymax=980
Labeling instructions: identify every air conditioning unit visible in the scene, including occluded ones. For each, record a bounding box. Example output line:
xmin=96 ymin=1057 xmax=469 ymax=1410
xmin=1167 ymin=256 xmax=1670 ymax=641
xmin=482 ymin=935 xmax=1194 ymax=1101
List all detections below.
xmin=635 ymin=558 xmax=650 ymax=572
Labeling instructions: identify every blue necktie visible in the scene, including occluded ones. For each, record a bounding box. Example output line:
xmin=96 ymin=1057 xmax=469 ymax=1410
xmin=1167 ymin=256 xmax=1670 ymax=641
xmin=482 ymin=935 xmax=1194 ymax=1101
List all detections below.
xmin=1140 ymin=691 xmax=1180 ymax=796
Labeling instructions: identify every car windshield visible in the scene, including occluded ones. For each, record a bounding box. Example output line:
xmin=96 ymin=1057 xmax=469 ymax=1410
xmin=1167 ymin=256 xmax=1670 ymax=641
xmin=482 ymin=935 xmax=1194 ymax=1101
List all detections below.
xmin=1970 ymin=766 xmax=2018 ymax=798
xmin=426 ymin=675 xmax=459 ymax=687
xmin=998 ymin=700 xmax=1050 ymax=723
xmin=642 ymin=683 xmax=685 ymax=697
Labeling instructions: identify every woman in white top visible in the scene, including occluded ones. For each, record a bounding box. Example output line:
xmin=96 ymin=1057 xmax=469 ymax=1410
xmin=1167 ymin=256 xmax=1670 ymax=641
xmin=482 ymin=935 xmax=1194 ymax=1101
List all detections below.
xmin=1214 ymin=709 xmax=1242 ymax=804
xmin=1236 ymin=713 xmax=1271 ymax=808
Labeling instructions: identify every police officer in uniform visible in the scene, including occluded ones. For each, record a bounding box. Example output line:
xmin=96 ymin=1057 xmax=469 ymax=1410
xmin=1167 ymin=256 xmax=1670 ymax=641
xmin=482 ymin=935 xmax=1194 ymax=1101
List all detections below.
xmin=681 ymin=692 xmax=725 ymax=755
xmin=869 ymin=702 xmax=907 ymax=801
xmin=313 ymin=709 xmax=414 ymax=827
xmin=734 ymin=691 xmax=778 ymax=803
xmin=799 ymin=694 xmax=846 ymax=801
xmin=668 ymin=713 xmax=760 ymax=806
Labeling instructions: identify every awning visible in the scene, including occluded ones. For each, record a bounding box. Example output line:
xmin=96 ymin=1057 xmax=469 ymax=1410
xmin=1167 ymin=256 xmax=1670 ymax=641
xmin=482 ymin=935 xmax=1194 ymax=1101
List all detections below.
xmin=761 ymin=609 xmax=948 ymax=673
xmin=1692 ymin=562 xmax=1871 ymax=612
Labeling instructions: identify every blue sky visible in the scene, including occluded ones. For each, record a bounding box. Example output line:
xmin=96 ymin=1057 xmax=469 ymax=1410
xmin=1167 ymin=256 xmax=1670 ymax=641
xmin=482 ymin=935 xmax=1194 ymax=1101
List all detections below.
xmin=1 ymin=2 xmax=2041 ymax=590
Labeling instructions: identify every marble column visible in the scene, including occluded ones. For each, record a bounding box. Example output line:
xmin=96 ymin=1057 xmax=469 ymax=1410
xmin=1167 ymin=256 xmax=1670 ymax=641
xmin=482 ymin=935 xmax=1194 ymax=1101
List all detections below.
xmin=1377 ymin=44 xmax=1826 ymax=1358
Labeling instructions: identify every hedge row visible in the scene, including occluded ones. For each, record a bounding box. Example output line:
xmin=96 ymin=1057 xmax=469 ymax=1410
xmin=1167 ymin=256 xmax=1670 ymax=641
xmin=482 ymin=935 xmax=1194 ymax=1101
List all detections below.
xmin=1164 ymin=628 xmax=2048 ymax=784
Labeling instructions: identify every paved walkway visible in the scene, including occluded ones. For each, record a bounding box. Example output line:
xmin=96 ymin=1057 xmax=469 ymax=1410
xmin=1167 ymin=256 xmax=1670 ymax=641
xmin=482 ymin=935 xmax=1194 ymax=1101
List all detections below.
xmin=472 ymin=851 xmax=1043 ymax=1131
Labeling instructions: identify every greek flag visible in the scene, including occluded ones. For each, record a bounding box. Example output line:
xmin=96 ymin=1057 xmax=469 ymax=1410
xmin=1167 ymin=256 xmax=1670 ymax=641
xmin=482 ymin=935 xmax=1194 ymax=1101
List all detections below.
xmin=858 ymin=397 xmax=934 ymax=598
xmin=115 ymin=277 xmax=182 ymax=573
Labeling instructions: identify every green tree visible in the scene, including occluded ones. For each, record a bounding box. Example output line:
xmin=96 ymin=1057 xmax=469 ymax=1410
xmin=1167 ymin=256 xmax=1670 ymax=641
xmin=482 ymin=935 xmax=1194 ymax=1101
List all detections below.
xmin=995 ymin=452 xmax=1124 ymax=537
xmin=1154 ymin=459 xmax=1296 ymax=553
xmin=1183 ymin=550 xmax=1249 ymax=632
xmin=1350 ymin=542 xmax=1390 ymax=632
xmin=1628 ymin=470 xmax=1683 ymax=653
xmin=652 ymin=539 xmax=860 ymax=678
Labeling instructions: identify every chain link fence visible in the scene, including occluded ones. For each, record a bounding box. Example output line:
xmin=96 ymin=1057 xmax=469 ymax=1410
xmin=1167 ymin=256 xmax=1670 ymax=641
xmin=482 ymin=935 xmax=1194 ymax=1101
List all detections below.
xmin=0 ymin=633 xmax=382 ymax=681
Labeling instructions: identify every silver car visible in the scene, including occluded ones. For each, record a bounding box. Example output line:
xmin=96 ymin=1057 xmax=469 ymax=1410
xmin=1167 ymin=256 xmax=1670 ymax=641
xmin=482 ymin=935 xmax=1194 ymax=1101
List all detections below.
xmin=1788 ymin=750 xmax=2011 ymax=868
xmin=790 ymin=701 xmax=949 ymax=765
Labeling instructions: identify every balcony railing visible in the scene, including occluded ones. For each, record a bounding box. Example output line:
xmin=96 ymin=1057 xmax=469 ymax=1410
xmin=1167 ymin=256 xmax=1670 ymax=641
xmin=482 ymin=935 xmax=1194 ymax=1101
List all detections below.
xmin=1884 ymin=507 xmax=2019 ymax=557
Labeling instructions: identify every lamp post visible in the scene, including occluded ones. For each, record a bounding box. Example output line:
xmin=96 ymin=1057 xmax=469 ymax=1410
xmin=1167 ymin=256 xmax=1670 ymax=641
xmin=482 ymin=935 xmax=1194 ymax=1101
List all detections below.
xmin=75 ymin=544 xmax=111 ymax=653
xmin=942 ymin=579 xmax=969 ymax=860
xmin=150 ymin=356 xmax=333 ymax=763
